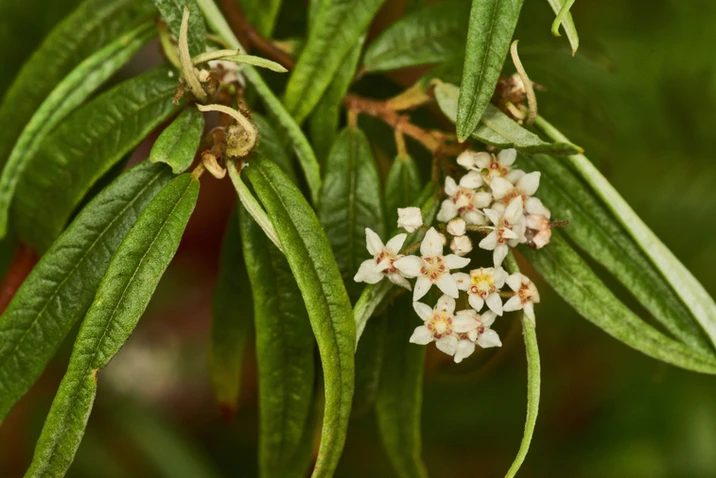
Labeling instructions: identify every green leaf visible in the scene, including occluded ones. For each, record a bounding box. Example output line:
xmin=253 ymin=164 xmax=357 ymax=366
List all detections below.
xmin=354 ymin=184 xmax=439 ymax=342
xmin=319 ymin=127 xmax=385 ymax=301
xmin=503 ymin=253 xmax=540 ymax=478
xmin=518 ymin=153 xmax=713 ymax=356
xmin=375 ymin=296 xmax=427 ymax=478
xmin=25 ymin=173 xmax=199 ymax=477
xmin=0 ymin=21 xmax=156 ymax=238
xmin=252 ymin=113 xmax=298 ymax=184
xmin=12 ymin=66 xmax=181 ymax=251
xmin=384 ymin=154 xmax=422 ymax=232
xmin=536 ymin=116 xmax=716 ymax=352
xmin=0 ymin=161 xmax=173 ymax=424
xmin=522 ymin=232 xmax=716 ymax=374
xmin=362 ymin=0 xmax=470 ymax=73
xmin=283 ymin=0 xmax=386 ymax=124
xmin=196 ymin=0 xmax=322 ymax=205
xmin=352 ymin=314 xmax=386 ymax=416
xmin=434 ymin=82 xmax=581 ymax=154
xmin=150 ymin=107 xmax=205 ymax=173
xmin=546 ymin=0 xmax=579 ymax=55
xmin=209 ymin=208 xmax=253 ymax=417
xmin=239 ymin=206 xmax=316 ymax=478
xmin=309 ymin=40 xmax=364 ymax=164
xmin=0 ymin=0 xmax=155 ymax=189
xmin=243 ymin=155 xmax=355 ymax=478
xmin=238 ymin=0 xmax=282 ymax=36
xmin=456 ymin=0 xmax=524 ymax=142
xmin=152 ymin=0 xmax=207 ymax=56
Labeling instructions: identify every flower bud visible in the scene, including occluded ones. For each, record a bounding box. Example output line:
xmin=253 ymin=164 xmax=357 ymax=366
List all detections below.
xmin=450 ymin=235 xmax=472 ymax=256
xmin=447 ymin=217 xmax=467 ymax=236
xmin=397 ymin=207 xmax=423 ymax=233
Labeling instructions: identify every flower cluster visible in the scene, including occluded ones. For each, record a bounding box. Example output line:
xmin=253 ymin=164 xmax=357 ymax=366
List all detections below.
xmin=355 ymin=148 xmax=549 ymax=363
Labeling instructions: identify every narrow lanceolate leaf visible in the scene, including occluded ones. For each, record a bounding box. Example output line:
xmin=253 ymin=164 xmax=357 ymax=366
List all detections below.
xmin=354 ymin=184 xmax=439 ymax=342
xmin=546 ymin=0 xmax=579 ymax=55
xmin=522 ymin=232 xmax=716 ymax=374
xmin=12 ymin=66 xmax=181 ymax=251
xmin=243 ymin=155 xmax=355 ymax=478
xmin=456 ymin=0 xmax=524 ymax=142
xmin=319 ymin=127 xmax=385 ymax=301
xmin=25 ymin=174 xmax=199 ymax=477
xmin=504 ymin=253 xmax=540 ymax=478
xmin=536 ymin=116 xmax=716 ymax=352
xmin=252 ymin=114 xmax=298 ymax=183
xmin=151 ymin=107 xmax=205 ymax=173
xmin=238 ymin=0 xmax=282 ymax=36
xmin=195 ymin=0 xmax=322 ymax=205
xmin=310 ymin=40 xmax=364 ymax=164
xmin=152 ymin=0 xmax=207 ymax=56
xmin=0 ymin=0 xmax=155 ymax=175
xmin=363 ymin=0 xmax=470 ymax=73
xmin=0 ymin=161 xmax=173 ymax=424
xmin=384 ymin=154 xmax=422 ymax=232
xmin=240 ymin=207 xmax=316 ymax=478
xmin=435 ymin=82 xmax=581 ymax=154
xmin=284 ymin=0 xmax=387 ymax=124
xmin=0 ymin=22 xmax=155 ymax=238
xmin=210 ymin=208 xmax=253 ymax=417
xmin=519 ymin=153 xmax=713 ymax=356
xmin=376 ymin=297 xmax=427 ymax=478
xmin=352 ymin=314 xmax=386 ymax=416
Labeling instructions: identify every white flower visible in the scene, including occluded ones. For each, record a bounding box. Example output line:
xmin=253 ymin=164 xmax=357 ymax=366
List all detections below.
xmin=525 ymin=214 xmax=552 ymax=249
xmin=446 ymin=217 xmax=466 ymax=236
xmin=393 ymin=227 xmax=470 ymax=301
xmin=475 ymin=149 xmax=523 ymax=183
xmin=478 ymin=196 xmax=525 ymax=267
xmin=354 ymin=228 xmax=411 ymax=290
xmin=454 ymin=266 xmax=508 ymax=315
xmin=453 ymin=309 xmax=502 ymax=363
xmin=437 ymin=173 xmax=492 ymax=225
xmin=503 ymin=272 xmax=540 ymax=323
xmin=397 ymin=207 xmax=423 ymax=233
xmin=457 ymin=150 xmax=492 ymax=171
xmin=450 ymin=235 xmax=472 ymax=256
xmin=410 ymin=296 xmax=481 ymax=358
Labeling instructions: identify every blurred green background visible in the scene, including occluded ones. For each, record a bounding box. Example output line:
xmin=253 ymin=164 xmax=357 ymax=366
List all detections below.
xmin=1 ymin=0 xmax=716 ymax=477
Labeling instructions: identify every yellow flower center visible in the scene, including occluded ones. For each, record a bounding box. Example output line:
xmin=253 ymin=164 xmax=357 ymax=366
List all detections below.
xmin=420 ymin=256 xmax=447 ymax=282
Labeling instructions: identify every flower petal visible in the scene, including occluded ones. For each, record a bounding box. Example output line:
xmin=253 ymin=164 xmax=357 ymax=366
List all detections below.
xmin=483 ymin=208 xmax=501 ymax=226
xmin=454 ymin=340 xmax=476 ymax=363
xmin=477 ymin=329 xmax=502 ymax=348
xmin=387 ymin=273 xmax=412 ymax=290
xmin=436 ymin=295 xmax=456 ymax=313
xmin=479 ymin=231 xmax=498 ymax=250
xmin=437 ymin=199 xmax=458 ymax=223
xmin=457 ymin=150 xmax=477 ymax=170
xmin=497 ymin=148 xmax=517 ymax=166
xmin=525 ymin=197 xmax=550 ymax=218
xmin=436 ymin=273 xmax=459 ymax=298
xmin=474 ymin=191 xmax=493 ymax=208
xmin=517 ymin=171 xmax=541 ymax=196
xmin=504 ymin=196 xmax=524 ymax=221
xmin=444 ymin=176 xmax=457 ymax=196
xmin=353 ymin=260 xmax=384 ymax=284
xmin=453 ymin=315 xmax=479 ymax=333
xmin=444 ymin=254 xmax=470 ymax=270
xmin=435 ymin=335 xmax=459 ymax=355
xmin=503 ymin=295 xmax=523 ymax=312
xmin=474 ymin=152 xmax=493 ymax=169
xmin=481 ymin=310 xmax=497 ymax=327
xmin=468 ymin=294 xmax=485 ymax=312
xmin=490 ymin=177 xmax=513 ymax=200
xmin=493 ymin=267 xmax=509 ymax=287
xmin=413 ymin=301 xmax=434 ymax=321
xmin=393 ymin=256 xmax=423 ymax=278
xmin=463 ymin=210 xmax=487 ymax=226
xmin=459 ymin=171 xmax=483 ymax=189
xmin=365 ymin=228 xmax=384 ymax=256
xmin=409 ymin=325 xmax=433 ymax=345
xmin=453 ymin=272 xmax=470 ymax=291
xmin=485 ymin=292 xmax=504 ymax=316
xmin=420 ymin=227 xmax=443 ymax=257
xmin=385 ymin=233 xmax=408 ymax=253
xmin=506 ymin=273 xmax=523 ymax=291
xmin=493 ymin=244 xmax=508 ymax=267
xmin=413 ymin=276 xmax=432 ymax=301
xmin=524 ymin=302 xmax=536 ymax=322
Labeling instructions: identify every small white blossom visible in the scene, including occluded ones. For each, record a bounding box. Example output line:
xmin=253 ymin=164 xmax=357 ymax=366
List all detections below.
xmin=397 ymin=207 xmax=423 ymax=233
xmin=393 ymin=227 xmax=470 ymax=301
xmin=474 ymin=149 xmax=523 ymax=183
xmin=354 ymin=228 xmax=411 ymax=290
xmin=410 ymin=296 xmax=480 ymax=358
xmin=450 ymin=235 xmax=472 ymax=256
xmin=454 ymin=266 xmax=508 ymax=315
xmin=479 ymin=196 xmax=525 ymax=267
xmin=437 ymin=173 xmax=492 ymax=225
xmin=503 ymin=272 xmax=540 ymax=322
xmin=525 ymin=214 xmax=552 ymax=249
xmin=446 ymin=217 xmax=466 ymax=236
xmin=457 ymin=150 xmax=492 ymax=171
xmin=453 ymin=309 xmax=502 ymax=363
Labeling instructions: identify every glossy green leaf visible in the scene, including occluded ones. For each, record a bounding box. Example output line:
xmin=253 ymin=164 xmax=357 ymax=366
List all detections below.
xmin=354 ymin=184 xmax=439 ymax=342
xmin=196 ymin=0 xmax=322 ymax=205
xmin=352 ymin=314 xmax=386 ymax=416
xmin=503 ymin=253 xmax=540 ymax=478
xmin=536 ymin=116 xmax=716 ymax=352
xmin=456 ymin=0 xmax=524 ymax=142
xmin=546 ymin=0 xmax=579 ymax=54
xmin=434 ymin=81 xmax=581 ymax=154
xmin=319 ymin=127 xmax=385 ymax=301
xmin=152 ymin=0 xmax=207 ymax=56
xmin=0 ymin=21 xmax=155 ymax=238
xmin=283 ymin=0 xmax=386 ymax=124
xmin=518 ymin=153 xmax=713 ymax=355
xmin=384 ymin=154 xmax=422 ymax=232
xmin=363 ymin=0 xmax=470 ymax=73
xmin=375 ymin=296 xmax=427 ymax=478
xmin=310 ymin=40 xmax=364 ymax=164
xmin=209 ymin=208 xmax=253 ymax=417
xmin=238 ymin=0 xmax=282 ymax=36
xmin=243 ymin=155 xmax=355 ymax=478
xmin=0 ymin=161 xmax=173 ymax=424
xmin=0 ymin=0 xmax=155 ymax=185
xmin=25 ymin=174 xmax=199 ymax=477
xmin=240 ymin=206 xmax=316 ymax=478
xmin=522 ymin=232 xmax=716 ymax=374
xmin=12 ymin=66 xmax=181 ymax=251
xmin=151 ymin=107 xmax=205 ymax=173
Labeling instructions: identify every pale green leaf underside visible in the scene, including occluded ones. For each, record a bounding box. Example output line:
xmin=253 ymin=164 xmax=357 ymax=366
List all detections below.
xmin=546 ymin=0 xmax=579 ymax=54
xmin=152 ymin=0 xmax=207 ymax=56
